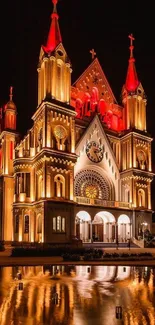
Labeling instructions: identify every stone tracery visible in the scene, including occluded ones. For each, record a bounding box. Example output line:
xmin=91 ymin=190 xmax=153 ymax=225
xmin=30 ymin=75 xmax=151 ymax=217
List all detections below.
xmin=74 ymin=169 xmax=111 ymax=200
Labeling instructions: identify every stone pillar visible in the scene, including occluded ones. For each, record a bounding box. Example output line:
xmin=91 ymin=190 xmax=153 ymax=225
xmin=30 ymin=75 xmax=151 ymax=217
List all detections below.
xmin=90 ymin=223 xmax=92 ymax=242
xmin=70 ymin=170 xmax=74 ymax=200
xmin=148 ymin=182 xmax=151 ymax=209
xmin=19 ymin=214 xmax=23 ymax=242
xmin=85 ymin=222 xmax=88 ymax=242
xmin=148 ymin=142 xmax=152 ymax=172
xmin=109 ymin=223 xmax=112 ymax=242
xmin=106 ymin=223 xmax=109 ymax=242
xmin=42 ymin=210 xmax=44 ymax=243
xmin=30 ymin=212 xmax=34 ymax=242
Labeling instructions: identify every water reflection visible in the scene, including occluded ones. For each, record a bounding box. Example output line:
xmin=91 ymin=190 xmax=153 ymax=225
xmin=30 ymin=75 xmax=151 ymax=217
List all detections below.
xmin=0 ymin=265 xmax=154 ymax=324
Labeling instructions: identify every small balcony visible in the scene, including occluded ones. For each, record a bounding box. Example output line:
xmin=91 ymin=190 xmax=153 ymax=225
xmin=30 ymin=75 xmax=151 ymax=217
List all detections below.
xmin=74 ymin=196 xmax=131 ymax=209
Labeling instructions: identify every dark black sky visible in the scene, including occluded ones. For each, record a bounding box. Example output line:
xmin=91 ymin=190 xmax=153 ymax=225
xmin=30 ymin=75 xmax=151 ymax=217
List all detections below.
xmin=0 ymin=1 xmax=155 ymax=161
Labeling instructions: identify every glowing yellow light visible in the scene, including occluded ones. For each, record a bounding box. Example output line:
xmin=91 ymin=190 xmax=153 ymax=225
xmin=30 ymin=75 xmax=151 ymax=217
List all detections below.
xmin=19 ymin=193 xmax=26 ymax=202
xmin=85 ymin=185 xmax=98 ymax=199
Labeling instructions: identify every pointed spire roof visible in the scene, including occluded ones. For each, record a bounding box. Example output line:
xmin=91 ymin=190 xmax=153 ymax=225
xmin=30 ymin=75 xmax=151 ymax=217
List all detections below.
xmin=5 ymin=86 xmax=16 ymax=111
xmin=42 ymin=0 xmax=62 ymax=54
xmin=125 ymin=34 xmax=140 ymax=92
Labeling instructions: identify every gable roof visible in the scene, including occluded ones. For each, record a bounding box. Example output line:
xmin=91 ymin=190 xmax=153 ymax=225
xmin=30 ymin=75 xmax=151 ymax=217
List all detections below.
xmin=73 ymin=58 xmax=117 ymax=104
xmin=76 ymin=114 xmax=120 ymax=176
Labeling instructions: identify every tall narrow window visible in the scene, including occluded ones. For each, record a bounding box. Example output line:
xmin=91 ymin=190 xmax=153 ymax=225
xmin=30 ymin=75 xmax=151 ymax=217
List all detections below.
xmin=53 ymin=217 xmax=56 ymax=231
xmin=37 ymin=214 xmax=42 ymax=234
xmin=38 ymin=175 xmax=43 ymax=198
xmin=15 ymin=215 xmax=19 ymax=233
xmin=24 ymin=215 xmax=29 ymax=233
xmin=138 ymin=189 xmax=145 ymax=207
xmin=52 ymin=216 xmax=66 ymax=232
xmin=62 ymin=217 xmax=65 ymax=232
xmin=26 ymin=173 xmax=30 ymax=197
xmin=57 ymin=65 xmax=61 ymax=100
xmin=54 ymin=174 xmax=65 ymax=198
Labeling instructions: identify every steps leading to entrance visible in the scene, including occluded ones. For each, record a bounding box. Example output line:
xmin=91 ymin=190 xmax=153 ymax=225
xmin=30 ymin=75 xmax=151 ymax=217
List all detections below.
xmin=83 ymin=242 xmax=139 ymax=248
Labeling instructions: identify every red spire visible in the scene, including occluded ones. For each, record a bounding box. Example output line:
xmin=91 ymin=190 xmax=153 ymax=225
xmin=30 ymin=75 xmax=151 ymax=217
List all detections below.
xmin=125 ymin=34 xmax=139 ymax=92
xmin=43 ymin=0 xmax=62 ymax=53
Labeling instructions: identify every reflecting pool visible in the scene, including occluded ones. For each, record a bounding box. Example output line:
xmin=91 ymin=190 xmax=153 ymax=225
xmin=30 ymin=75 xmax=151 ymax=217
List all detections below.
xmin=0 ymin=265 xmax=154 ymax=324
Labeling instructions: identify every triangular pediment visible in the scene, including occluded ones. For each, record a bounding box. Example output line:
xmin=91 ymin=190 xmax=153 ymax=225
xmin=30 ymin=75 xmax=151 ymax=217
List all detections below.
xmin=75 ymin=115 xmax=120 ymax=199
xmin=73 ymin=58 xmax=117 ymax=104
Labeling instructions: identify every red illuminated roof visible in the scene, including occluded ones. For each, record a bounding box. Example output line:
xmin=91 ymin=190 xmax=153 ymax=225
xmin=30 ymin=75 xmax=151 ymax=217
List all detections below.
xmin=125 ymin=34 xmax=139 ymax=92
xmin=42 ymin=0 xmax=62 ymax=54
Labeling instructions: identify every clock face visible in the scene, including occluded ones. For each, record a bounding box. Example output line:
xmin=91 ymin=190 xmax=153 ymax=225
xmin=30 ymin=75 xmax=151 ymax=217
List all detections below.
xmin=86 ymin=141 xmax=103 ymax=163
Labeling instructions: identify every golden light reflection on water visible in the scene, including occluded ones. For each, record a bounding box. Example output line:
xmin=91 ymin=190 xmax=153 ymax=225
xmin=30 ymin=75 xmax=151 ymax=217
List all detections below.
xmin=0 ymin=265 xmax=154 ymax=324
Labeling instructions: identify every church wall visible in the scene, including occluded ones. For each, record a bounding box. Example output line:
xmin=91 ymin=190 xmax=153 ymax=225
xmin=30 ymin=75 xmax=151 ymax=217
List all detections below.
xmin=2 ymin=176 xmax=14 ymax=241
xmin=44 ymin=202 xmax=75 ymax=243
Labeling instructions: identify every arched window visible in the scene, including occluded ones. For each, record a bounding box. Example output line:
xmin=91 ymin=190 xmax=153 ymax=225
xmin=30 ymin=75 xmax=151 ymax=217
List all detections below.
xmin=24 ymin=215 xmax=29 ymax=233
xmin=56 ymin=59 xmax=63 ymax=101
xmin=38 ymin=175 xmax=43 ymax=198
xmin=37 ymin=214 xmax=42 ymax=234
xmin=53 ymin=216 xmax=65 ymax=232
xmin=125 ymin=188 xmax=130 ymax=203
xmin=54 ymin=174 xmax=65 ymax=198
xmin=138 ymin=189 xmax=145 ymax=207
xmin=15 ymin=215 xmax=19 ymax=233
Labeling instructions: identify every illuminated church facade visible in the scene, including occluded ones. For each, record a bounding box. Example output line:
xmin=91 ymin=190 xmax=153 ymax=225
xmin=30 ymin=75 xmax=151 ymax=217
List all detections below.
xmin=0 ymin=0 xmax=153 ymax=244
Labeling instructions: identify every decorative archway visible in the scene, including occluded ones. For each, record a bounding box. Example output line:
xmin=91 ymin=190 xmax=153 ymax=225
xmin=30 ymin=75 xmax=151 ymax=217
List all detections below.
xmin=92 ymin=211 xmax=116 ymax=242
xmin=76 ymin=211 xmax=91 ymax=242
xmin=118 ymin=214 xmax=131 ymax=242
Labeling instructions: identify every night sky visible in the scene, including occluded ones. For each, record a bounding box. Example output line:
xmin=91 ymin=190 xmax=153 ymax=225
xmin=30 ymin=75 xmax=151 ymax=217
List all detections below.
xmin=0 ymin=1 xmax=155 ymax=198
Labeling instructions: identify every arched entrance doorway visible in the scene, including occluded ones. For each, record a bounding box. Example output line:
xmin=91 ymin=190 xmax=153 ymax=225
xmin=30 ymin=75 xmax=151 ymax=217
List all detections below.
xmin=92 ymin=212 xmax=115 ymax=242
xmin=118 ymin=214 xmax=131 ymax=242
xmin=76 ymin=211 xmax=91 ymax=242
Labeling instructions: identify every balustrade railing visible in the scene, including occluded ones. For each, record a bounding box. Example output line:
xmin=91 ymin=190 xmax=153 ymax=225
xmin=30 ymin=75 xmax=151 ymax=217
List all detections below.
xmin=74 ymin=196 xmax=131 ymax=209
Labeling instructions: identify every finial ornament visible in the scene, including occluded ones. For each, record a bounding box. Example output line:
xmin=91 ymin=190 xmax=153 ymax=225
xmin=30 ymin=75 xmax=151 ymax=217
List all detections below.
xmin=128 ymin=34 xmax=135 ymax=58
xmin=90 ymin=48 xmax=96 ymax=60
xmin=9 ymin=86 xmax=13 ymax=101
xmin=52 ymin=0 xmax=58 ymax=15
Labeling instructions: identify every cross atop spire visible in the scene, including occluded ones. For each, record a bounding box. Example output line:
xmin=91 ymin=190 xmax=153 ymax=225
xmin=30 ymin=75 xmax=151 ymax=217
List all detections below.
xmin=52 ymin=0 xmax=58 ymax=14
xmin=129 ymin=34 xmax=135 ymax=58
xmin=9 ymin=86 xmax=13 ymax=101
xmin=42 ymin=0 xmax=62 ymax=53
xmin=125 ymin=33 xmax=139 ymax=92
xmin=90 ymin=49 xmax=96 ymax=60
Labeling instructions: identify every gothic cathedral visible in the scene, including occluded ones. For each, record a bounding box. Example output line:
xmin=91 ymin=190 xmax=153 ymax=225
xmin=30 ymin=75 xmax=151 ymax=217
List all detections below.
xmin=0 ymin=1 xmax=153 ymax=244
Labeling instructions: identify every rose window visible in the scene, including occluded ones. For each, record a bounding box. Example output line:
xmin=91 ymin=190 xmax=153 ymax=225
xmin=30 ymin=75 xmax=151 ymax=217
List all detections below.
xmin=74 ymin=169 xmax=111 ymax=200
xmin=54 ymin=125 xmax=67 ymax=139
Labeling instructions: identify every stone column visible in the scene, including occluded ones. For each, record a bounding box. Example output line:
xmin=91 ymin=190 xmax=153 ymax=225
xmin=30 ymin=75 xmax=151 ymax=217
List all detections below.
xmin=90 ymin=222 xmax=92 ymax=242
xmin=42 ymin=209 xmax=44 ymax=243
xmin=70 ymin=170 xmax=74 ymax=200
xmin=148 ymin=142 xmax=152 ymax=172
xmin=148 ymin=182 xmax=151 ymax=209
xmin=19 ymin=214 xmax=23 ymax=242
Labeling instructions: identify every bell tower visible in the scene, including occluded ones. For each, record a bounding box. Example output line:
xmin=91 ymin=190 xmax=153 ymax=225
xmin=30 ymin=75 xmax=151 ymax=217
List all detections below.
xmin=22 ymin=0 xmax=77 ymax=243
xmin=0 ymin=87 xmax=18 ymax=241
xmin=120 ymin=35 xmax=153 ymax=230
xmin=37 ymin=0 xmax=71 ymax=106
xmin=122 ymin=34 xmax=146 ymax=131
